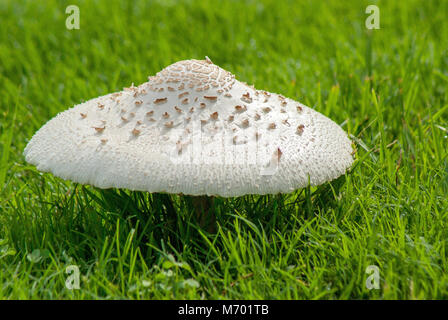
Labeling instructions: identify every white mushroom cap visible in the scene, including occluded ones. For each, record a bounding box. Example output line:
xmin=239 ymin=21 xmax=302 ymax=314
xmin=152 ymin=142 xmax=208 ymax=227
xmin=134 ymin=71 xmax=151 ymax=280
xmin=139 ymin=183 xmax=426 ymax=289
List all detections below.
xmin=24 ymin=58 xmax=354 ymax=197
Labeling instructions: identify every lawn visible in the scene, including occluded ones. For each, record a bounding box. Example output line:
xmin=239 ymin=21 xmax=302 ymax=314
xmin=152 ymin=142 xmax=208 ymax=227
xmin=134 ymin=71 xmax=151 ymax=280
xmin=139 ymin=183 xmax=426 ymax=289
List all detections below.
xmin=0 ymin=0 xmax=447 ymax=299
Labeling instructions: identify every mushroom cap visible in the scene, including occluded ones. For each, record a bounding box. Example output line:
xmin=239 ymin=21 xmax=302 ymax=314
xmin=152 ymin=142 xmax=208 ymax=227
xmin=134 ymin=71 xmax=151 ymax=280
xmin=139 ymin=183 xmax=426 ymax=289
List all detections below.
xmin=24 ymin=58 xmax=354 ymax=197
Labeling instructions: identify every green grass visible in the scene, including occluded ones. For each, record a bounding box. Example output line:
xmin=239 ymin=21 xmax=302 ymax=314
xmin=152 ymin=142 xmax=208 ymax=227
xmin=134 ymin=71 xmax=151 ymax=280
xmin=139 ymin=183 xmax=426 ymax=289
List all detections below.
xmin=0 ymin=0 xmax=447 ymax=299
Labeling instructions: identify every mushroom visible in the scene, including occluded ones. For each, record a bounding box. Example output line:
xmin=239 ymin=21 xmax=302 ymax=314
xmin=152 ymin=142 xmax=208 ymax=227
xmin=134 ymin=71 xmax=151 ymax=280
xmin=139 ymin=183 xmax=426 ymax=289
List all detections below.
xmin=24 ymin=58 xmax=354 ymax=231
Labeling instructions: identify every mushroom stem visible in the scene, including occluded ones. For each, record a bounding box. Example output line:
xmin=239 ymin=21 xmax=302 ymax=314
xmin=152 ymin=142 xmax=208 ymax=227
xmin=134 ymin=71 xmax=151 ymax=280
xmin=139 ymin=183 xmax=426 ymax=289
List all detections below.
xmin=189 ymin=196 xmax=216 ymax=233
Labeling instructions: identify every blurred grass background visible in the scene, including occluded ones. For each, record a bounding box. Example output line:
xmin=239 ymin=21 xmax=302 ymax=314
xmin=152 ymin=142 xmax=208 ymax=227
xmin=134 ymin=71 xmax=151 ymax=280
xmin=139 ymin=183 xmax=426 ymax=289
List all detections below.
xmin=0 ymin=0 xmax=447 ymax=299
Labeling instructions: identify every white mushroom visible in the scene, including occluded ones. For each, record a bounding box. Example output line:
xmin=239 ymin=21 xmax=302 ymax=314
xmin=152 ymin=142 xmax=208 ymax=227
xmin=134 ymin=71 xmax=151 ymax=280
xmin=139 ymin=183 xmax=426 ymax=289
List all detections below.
xmin=23 ymin=58 xmax=354 ymax=199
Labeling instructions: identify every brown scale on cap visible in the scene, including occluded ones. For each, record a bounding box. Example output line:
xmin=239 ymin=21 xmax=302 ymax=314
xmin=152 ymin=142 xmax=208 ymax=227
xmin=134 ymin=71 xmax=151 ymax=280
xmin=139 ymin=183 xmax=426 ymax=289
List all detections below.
xmin=234 ymin=105 xmax=246 ymax=113
xmin=80 ymin=113 xmax=87 ymax=119
xmin=241 ymin=92 xmax=252 ymax=103
xmin=132 ymin=128 xmax=141 ymax=136
xmin=263 ymin=91 xmax=271 ymax=103
xmin=268 ymin=123 xmax=276 ymax=130
xmin=275 ymin=148 xmax=283 ymax=162
xmin=241 ymin=119 xmax=249 ymax=128
xmin=167 ymin=87 xmax=175 ymax=91
xmin=164 ymin=121 xmax=174 ymax=128
xmin=178 ymin=92 xmax=189 ymax=99
xmin=130 ymin=112 xmax=135 ymax=117
xmin=189 ymin=107 xmax=195 ymax=113
xmin=135 ymin=100 xmax=143 ymax=106
xmin=136 ymin=120 xmax=143 ymax=125
xmin=282 ymin=119 xmax=290 ymax=126
xmin=296 ymin=124 xmax=305 ymax=135
xmin=93 ymin=126 xmax=105 ymax=133
xmin=97 ymin=103 xmax=105 ymax=110
xmin=154 ymin=98 xmax=168 ymax=104
xmin=121 ymin=116 xmax=128 ymax=122
xmin=210 ymin=112 xmax=218 ymax=120
xmin=262 ymin=107 xmax=271 ymax=113
xmin=204 ymin=96 xmax=217 ymax=101
xmin=174 ymin=106 xmax=183 ymax=113
xmin=296 ymin=105 xmax=303 ymax=113
xmin=254 ymin=113 xmax=261 ymax=120
xmin=146 ymin=111 xmax=154 ymax=117
xmin=162 ymin=112 xmax=170 ymax=119
xmin=100 ymin=138 xmax=108 ymax=144
xmin=228 ymin=115 xmax=234 ymax=122
xmin=181 ymin=98 xmax=189 ymax=104
xmin=200 ymin=103 xmax=206 ymax=109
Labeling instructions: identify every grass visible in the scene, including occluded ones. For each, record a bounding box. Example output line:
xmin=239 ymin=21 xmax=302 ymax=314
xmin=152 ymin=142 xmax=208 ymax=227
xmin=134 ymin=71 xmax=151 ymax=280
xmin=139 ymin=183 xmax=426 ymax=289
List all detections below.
xmin=0 ymin=0 xmax=447 ymax=299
